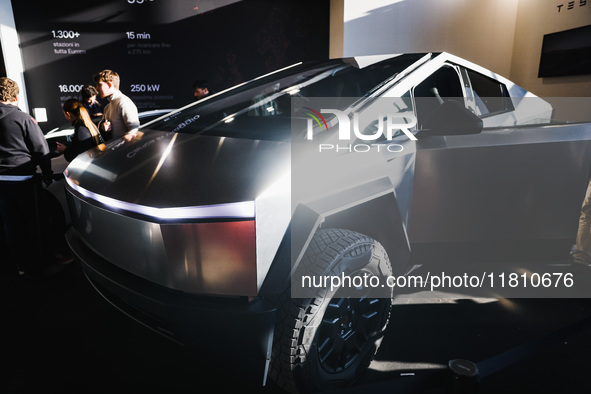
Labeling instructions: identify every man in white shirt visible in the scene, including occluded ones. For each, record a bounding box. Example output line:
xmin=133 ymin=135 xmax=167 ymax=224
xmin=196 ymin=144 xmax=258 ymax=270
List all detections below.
xmin=94 ymin=69 xmax=140 ymax=141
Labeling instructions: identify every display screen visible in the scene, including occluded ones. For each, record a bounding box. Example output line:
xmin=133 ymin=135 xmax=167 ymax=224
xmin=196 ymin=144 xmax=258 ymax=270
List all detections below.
xmin=10 ymin=0 xmax=329 ymax=132
xmin=538 ymin=24 xmax=591 ymax=78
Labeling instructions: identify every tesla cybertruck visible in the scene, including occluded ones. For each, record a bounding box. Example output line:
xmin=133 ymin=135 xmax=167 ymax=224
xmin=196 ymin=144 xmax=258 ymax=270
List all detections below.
xmin=63 ymin=52 xmax=591 ymax=393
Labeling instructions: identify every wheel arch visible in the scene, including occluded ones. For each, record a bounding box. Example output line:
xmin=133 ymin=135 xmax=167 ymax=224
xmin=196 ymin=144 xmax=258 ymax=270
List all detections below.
xmin=259 ymin=176 xmax=411 ymax=296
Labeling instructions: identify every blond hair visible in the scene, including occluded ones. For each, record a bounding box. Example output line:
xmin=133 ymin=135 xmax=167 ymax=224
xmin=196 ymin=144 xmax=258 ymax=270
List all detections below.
xmin=0 ymin=77 xmax=19 ymax=102
xmin=63 ymin=99 xmax=101 ymax=145
xmin=93 ymin=69 xmax=120 ymax=90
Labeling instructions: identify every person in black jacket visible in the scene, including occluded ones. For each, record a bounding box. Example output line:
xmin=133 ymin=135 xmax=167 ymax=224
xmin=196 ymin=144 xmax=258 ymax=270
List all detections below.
xmin=0 ymin=77 xmax=53 ymax=276
xmin=56 ymin=99 xmax=102 ymax=162
xmin=192 ymin=79 xmax=211 ymax=100
xmin=81 ymin=84 xmax=103 ymax=120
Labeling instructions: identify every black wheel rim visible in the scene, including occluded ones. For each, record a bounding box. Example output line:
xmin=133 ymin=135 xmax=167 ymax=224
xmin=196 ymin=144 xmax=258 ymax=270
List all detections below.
xmin=314 ymin=277 xmax=389 ymax=373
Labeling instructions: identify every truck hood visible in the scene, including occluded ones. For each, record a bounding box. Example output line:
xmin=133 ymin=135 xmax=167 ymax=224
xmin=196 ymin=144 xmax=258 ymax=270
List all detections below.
xmin=65 ymin=130 xmax=290 ymax=212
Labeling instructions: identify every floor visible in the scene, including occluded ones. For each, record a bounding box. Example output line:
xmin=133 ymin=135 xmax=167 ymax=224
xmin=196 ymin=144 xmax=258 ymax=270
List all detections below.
xmin=1 ymin=261 xmax=591 ymax=394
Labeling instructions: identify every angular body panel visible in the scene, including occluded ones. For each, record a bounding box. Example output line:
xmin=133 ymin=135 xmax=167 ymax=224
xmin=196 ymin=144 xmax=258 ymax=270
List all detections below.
xmin=62 ymin=52 xmax=591 ymax=389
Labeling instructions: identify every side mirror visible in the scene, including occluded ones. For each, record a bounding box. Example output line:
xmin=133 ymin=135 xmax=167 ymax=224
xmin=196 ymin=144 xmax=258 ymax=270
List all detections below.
xmin=421 ymin=100 xmax=483 ymax=136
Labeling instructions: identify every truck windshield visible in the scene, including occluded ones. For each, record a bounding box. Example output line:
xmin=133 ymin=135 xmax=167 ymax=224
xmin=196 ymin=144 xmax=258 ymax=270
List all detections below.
xmin=144 ymin=54 xmax=425 ymax=141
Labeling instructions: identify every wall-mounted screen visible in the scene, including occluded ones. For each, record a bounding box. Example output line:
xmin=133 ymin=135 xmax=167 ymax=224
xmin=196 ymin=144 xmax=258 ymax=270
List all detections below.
xmin=538 ymin=24 xmax=591 ymax=78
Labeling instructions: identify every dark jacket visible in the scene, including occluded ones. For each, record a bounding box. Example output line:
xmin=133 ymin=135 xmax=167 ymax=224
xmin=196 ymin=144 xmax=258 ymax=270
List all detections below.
xmin=63 ymin=120 xmax=99 ymax=162
xmin=0 ymin=102 xmax=51 ymax=177
xmin=84 ymin=100 xmax=102 ymax=119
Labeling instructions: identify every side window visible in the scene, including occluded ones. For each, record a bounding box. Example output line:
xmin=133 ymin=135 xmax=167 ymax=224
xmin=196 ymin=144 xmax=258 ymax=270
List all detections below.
xmin=466 ymin=69 xmax=514 ymax=117
xmin=412 ymin=65 xmax=464 ymax=129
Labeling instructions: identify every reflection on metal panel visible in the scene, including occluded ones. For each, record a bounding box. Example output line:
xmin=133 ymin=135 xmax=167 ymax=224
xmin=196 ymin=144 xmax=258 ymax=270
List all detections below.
xmin=67 ymin=189 xmax=257 ymax=296
xmin=410 ymin=123 xmax=591 ymax=243
xmin=67 ymin=192 xmax=169 ymax=280
xmin=160 ymin=221 xmax=257 ymax=296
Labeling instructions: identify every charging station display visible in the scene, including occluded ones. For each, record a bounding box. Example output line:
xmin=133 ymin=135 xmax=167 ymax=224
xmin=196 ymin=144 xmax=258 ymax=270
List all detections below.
xmin=10 ymin=0 xmax=329 ymax=131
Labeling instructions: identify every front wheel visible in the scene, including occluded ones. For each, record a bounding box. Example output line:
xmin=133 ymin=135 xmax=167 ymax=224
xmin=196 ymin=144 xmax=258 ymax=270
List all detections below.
xmin=270 ymin=228 xmax=393 ymax=393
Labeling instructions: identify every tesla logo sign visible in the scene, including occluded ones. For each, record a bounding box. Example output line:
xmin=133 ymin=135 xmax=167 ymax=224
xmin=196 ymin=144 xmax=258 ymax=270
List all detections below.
xmin=556 ymin=0 xmax=586 ymax=11
xmin=304 ymin=108 xmax=417 ymax=142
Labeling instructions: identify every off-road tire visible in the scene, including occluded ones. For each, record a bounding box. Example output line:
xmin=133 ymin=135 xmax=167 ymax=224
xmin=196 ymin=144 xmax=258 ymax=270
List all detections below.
xmin=269 ymin=228 xmax=393 ymax=393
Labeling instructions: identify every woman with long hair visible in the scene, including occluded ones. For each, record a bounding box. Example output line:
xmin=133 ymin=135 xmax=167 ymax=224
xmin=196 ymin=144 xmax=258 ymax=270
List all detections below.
xmin=56 ymin=98 xmax=103 ymax=162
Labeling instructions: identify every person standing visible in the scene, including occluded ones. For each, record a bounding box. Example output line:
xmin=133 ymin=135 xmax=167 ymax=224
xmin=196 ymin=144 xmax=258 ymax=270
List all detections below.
xmin=572 ymin=181 xmax=591 ymax=267
xmin=56 ymin=99 xmax=103 ymax=162
xmin=0 ymin=77 xmax=53 ymax=276
xmin=80 ymin=84 xmax=103 ymax=120
xmin=94 ymin=70 xmax=139 ymax=141
xmin=192 ymin=79 xmax=211 ymax=100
